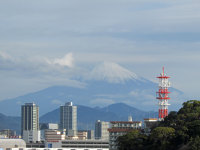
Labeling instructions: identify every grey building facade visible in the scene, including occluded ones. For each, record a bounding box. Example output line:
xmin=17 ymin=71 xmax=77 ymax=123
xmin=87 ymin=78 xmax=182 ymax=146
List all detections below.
xmin=60 ymin=102 xmax=77 ymax=136
xmin=95 ymin=120 xmax=109 ymax=140
xmin=21 ymin=103 xmax=39 ymax=133
xmin=21 ymin=103 xmax=40 ymax=142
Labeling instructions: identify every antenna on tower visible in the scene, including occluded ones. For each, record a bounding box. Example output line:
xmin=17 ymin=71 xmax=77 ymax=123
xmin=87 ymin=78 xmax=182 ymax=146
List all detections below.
xmin=157 ymin=67 xmax=171 ymax=121
xmin=163 ymin=66 xmax=164 ymax=76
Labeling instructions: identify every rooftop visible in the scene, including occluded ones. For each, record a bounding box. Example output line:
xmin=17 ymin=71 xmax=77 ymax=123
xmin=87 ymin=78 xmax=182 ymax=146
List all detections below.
xmin=110 ymin=121 xmax=142 ymax=124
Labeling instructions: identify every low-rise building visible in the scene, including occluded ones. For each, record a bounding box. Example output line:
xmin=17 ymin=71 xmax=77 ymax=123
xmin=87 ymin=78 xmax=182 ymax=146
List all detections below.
xmin=144 ymin=118 xmax=158 ymax=133
xmin=78 ymin=130 xmax=94 ymax=140
xmin=0 ymin=139 xmax=26 ymax=149
xmin=0 ymin=139 xmax=108 ymax=150
xmin=23 ymin=130 xmax=41 ymax=143
xmin=45 ymin=129 xmax=65 ymax=142
xmin=26 ymin=141 xmax=45 ymax=148
xmin=61 ymin=139 xmax=109 ymax=149
xmin=0 ymin=129 xmax=16 ymax=138
xmin=40 ymin=123 xmax=59 ymax=140
xmin=108 ymin=121 xmax=142 ymax=150
xmin=77 ymin=131 xmax=87 ymax=140
xmin=45 ymin=139 xmax=109 ymax=149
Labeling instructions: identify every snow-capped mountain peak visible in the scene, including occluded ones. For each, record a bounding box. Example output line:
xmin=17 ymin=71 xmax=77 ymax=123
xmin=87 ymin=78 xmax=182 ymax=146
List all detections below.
xmin=88 ymin=62 xmax=139 ymax=83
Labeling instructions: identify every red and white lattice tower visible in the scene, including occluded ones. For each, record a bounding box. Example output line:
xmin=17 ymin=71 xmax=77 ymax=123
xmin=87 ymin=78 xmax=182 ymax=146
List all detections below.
xmin=157 ymin=67 xmax=171 ymax=120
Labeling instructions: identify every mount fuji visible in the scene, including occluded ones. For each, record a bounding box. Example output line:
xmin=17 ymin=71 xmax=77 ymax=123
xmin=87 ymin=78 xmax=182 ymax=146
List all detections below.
xmin=0 ymin=62 xmax=184 ymax=116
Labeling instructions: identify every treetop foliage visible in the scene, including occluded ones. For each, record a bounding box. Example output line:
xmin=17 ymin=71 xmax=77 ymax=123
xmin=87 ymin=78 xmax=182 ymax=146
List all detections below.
xmin=117 ymin=100 xmax=200 ymax=150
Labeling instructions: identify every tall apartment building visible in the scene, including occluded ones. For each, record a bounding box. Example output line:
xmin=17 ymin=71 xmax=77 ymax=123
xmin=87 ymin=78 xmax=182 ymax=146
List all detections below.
xmin=21 ymin=103 xmax=40 ymax=142
xmin=60 ymin=102 xmax=77 ymax=136
xmin=95 ymin=120 xmax=109 ymax=140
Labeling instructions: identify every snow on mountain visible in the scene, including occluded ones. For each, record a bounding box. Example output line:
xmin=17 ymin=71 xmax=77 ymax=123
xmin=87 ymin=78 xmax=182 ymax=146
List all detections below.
xmin=0 ymin=62 xmax=185 ymax=116
xmin=88 ymin=62 xmax=139 ymax=83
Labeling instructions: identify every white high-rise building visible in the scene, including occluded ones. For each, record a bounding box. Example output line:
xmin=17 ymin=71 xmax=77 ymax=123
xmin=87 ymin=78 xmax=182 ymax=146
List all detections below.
xmin=21 ymin=103 xmax=40 ymax=142
xmin=60 ymin=102 xmax=77 ymax=136
xmin=95 ymin=120 xmax=109 ymax=140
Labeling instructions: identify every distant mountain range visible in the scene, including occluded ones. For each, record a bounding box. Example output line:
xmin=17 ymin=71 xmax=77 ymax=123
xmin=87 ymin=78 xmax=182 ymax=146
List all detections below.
xmin=0 ymin=103 xmax=158 ymax=134
xmin=40 ymin=103 xmax=158 ymax=129
xmin=0 ymin=113 xmax=20 ymax=134
xmin=0 ymin=62 xmax=184 ymax=116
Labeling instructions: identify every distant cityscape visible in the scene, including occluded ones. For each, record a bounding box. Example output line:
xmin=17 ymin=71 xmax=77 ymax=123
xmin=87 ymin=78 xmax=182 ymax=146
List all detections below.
xmin=0 ymin=68 xmax=170 ymax=150
xmin=1 ymin=67 xmax=198 ymax=150
xmin=0 ymin=100 xmax=149 ymax=150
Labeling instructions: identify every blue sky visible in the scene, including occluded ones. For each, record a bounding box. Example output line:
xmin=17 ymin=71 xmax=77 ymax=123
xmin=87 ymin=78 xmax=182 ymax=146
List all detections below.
xmin=0 ymin=0 xmax=200 ymax=100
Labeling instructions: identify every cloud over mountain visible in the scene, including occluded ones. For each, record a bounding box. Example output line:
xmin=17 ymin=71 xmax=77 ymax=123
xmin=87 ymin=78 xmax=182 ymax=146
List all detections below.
xmin=46 ymin=53 xmax=74 ymax=68
xmin=0 ymin=51 xmax=80 ymax=100
xmin=0 ymin=60 xmax=184 ymax=116
xmin=0 ymin=51 xmax=77 ymax=78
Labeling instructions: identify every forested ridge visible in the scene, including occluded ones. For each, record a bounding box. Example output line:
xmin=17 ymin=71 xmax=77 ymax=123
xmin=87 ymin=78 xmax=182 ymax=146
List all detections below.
xmin=117 ymin=100 xmax=200 ymax=150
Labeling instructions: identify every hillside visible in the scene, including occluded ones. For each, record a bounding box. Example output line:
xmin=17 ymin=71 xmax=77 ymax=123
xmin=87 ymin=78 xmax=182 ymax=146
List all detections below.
xmin=0 ymin=62 xmax=184 ymax=116
xmin=0 ymin=113 xmax=20 ymax=134
xmin=40 ymin=103 xmax=158 ymax=129
xmin=1 ymin=103 xmax=157 ymax=133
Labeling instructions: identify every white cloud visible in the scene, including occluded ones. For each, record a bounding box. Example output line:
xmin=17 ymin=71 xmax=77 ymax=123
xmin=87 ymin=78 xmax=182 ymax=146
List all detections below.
xmin=0 ymin=52 xmax=83 ymax=100
xmin=0 ymin=51 xmax=75 ymax=74
xmin=52 ymin=53 xmax=74 ymax=68
xmin=0 ymin=51 xmax=12 ymax=60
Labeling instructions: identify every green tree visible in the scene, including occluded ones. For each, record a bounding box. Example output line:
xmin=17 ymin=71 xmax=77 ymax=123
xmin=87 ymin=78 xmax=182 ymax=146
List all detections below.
xmin=150 ymin=127 xmax=175 ymax=150
xmin=189 ymin=136 xmax=200 ymax=150
xmin=161 ymin=100 xmax=200 ymax=145
xmin=117 ymin=130 xmax=148 ymax=150
xmin=117 ymin=100 xmax=200 ymax=150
